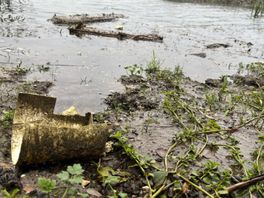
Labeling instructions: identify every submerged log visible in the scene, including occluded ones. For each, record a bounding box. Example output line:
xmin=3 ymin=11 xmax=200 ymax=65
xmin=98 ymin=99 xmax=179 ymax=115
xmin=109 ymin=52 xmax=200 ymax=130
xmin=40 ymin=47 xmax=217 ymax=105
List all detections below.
xmin=69 ymin=24 xmax=163 ymax=42
xmin=50 ymin=13 xmax=125 ymax=25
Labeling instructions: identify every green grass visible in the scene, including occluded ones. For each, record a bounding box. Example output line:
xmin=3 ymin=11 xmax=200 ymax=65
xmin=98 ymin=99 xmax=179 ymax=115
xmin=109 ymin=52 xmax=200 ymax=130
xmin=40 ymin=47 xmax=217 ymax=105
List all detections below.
xmin=252 ymin=0 xmax=264 ymax=17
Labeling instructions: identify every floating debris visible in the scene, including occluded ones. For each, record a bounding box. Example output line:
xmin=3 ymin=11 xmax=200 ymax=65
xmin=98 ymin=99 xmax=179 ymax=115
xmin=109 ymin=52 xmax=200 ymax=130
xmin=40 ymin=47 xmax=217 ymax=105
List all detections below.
xmin=50 ymin=13 xmax=125 ymax=25
xmin=206 ymin=43 xmax=231 ymax=49
xmin=69 ymin=24 xmax=163 ymax=42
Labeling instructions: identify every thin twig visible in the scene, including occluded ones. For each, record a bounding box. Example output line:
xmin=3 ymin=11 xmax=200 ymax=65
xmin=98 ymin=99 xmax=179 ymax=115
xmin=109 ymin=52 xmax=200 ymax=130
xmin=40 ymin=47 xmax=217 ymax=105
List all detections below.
xmin=227 ymin=174 xmax=264 ymax=193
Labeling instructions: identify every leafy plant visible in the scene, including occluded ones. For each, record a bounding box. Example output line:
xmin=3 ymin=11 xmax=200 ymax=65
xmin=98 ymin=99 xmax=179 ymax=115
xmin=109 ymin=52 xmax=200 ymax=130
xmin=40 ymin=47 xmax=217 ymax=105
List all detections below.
xmin=38 ymin=178 xmax=56 ymax=197
xmin=37 ymin=164 xmax=87 ymax=198
xmin=14 ymin=62 xmax=30 ymax=75
xmin=146 ymin=51 xmax=161 ymax=74
xmin=124 ymin=64 xmax=143 ymax=76
xmin=0 ymin=110 xmax=14 ymax=128
xmin=1 ymin=188 xmax=27 ymax=198
xmin=252 ymin=0 xmax=264 ymax=18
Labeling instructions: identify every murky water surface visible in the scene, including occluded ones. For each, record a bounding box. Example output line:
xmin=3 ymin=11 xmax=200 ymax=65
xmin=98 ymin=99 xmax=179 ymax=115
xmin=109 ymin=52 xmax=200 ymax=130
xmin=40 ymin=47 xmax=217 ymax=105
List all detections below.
xmin=0 ymin=0 xmax=263 ymax=113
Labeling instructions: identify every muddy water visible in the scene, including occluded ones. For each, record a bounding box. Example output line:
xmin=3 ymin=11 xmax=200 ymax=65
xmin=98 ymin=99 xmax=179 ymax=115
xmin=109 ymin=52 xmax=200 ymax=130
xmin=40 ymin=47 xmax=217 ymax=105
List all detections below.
xmin=0 ymin=0 xmax=263 ymax=113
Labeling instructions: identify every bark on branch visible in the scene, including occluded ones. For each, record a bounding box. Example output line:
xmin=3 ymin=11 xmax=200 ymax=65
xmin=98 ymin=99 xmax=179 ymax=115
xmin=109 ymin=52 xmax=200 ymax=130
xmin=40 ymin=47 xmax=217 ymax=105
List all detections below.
xmin=69 ymin=24 xmax=163 ymax=43
xmin=50 ymin=13 xmax=125 ymax=25
xmin=227 ymin=174 xmax=264 ymax=193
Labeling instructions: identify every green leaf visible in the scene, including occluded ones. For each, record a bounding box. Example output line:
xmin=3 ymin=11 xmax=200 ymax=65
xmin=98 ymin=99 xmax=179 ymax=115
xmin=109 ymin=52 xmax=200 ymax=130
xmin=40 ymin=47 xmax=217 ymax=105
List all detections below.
xmin=153 ymin=171 xmax=168 ymax=186
xmin=118 ymin=192 xmax=128 ymax=198
xmin=173 ymin=180 xmax=182 ymax=191
xmin=112 ymin=131 xmax=123 ymax=139
xmin=10 ymin=189 xmax=20 ymax=197
xmin=104 ymin=175 xmax=122 ymax=186
xmin=205 ymin=119 xmax=221 ymax=131
xmin=57 ymin=171 xmax=70 ymax=181
xmin=68 ymin=175 xmax=84 ymax=185
xmin=38 ymin=177 xmax=56 ymax=193
xmin=67 ymin=164 xmax=84 ymax=175
xmin=218 ymin=189 xmax=229 ymax=195
xmin=97 ymin=166 xmax=114 ymax=178
xmin=1 ymin=189 xmax=11 ymax=197
xmin=68 ymin=187 xmax=77 ymax=195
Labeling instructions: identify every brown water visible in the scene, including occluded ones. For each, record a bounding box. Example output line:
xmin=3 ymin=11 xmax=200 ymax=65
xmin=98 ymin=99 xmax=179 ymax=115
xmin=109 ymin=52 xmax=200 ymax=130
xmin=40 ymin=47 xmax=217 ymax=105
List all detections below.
xmin=0 ymin=0 xmax=263 ymax=113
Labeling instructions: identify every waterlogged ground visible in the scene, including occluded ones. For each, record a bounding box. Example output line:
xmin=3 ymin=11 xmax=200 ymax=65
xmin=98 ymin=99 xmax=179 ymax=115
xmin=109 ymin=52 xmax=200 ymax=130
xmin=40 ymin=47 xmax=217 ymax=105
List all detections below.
xmin=0 ymin=0 xmax=263 ymax=113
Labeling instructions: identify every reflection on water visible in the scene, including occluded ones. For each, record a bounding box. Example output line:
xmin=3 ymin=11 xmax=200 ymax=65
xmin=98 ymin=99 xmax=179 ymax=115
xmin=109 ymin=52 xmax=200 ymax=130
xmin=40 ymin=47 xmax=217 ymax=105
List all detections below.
xmin=0 ymin=0 xmax=11 ymax=9
xmin=0 ymin=0 xmax=33 ymax=37
xmin=0 ymin=0 xmax=263 ymax=112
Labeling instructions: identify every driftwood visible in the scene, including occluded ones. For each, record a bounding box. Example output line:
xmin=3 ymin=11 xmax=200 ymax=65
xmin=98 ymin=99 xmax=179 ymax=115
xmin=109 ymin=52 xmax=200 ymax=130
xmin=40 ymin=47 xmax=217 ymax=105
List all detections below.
xmin=50 ymin=13 xmax=125 ymax=25
xmin=11 ymin=93 xmax=111 ymax=166
xmin=227 ymin=174 xmax=264 ymax=193
xmin=69 ymin=24 xmax=163 ymax=42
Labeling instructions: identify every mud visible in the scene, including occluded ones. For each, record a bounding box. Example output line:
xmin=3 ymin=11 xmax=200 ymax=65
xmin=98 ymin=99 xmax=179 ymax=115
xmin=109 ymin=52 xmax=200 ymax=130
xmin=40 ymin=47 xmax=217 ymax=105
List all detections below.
xmin=0 ymin=63 xmax=263 ymax=197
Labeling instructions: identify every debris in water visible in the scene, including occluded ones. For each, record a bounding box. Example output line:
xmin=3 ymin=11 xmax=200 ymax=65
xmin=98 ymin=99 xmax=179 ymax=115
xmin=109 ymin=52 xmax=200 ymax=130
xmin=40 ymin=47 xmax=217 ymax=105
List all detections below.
xmin=50 ymin=13 xmax=125 ymax=25
xmin=69 ymin=23 xmax=163 ymax=42
xmin=206 ymin=43 xmax=231 ymax=49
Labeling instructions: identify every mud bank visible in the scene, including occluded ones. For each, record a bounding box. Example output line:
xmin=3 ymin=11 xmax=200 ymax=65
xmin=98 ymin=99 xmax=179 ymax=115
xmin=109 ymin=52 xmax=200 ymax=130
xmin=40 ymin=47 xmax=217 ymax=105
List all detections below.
xmin=1 ymin=61 xmax=263 ymax=197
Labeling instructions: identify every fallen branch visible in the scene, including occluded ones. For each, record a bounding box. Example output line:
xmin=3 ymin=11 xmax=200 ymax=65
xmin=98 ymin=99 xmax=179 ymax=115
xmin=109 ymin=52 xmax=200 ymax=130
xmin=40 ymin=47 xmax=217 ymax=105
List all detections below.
xmin=50 ymin=13 xmax=125 ymax=25
xmin=69 ymin=24 xmax=163 ymax=43
xmin=227 ymin=174 xmax=264 ymax=193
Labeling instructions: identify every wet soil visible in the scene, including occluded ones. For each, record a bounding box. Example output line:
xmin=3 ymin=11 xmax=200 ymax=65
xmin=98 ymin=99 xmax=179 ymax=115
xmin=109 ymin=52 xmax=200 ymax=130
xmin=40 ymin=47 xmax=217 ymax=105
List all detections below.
xmin=0 ymin=63 xmax=263 ymax=197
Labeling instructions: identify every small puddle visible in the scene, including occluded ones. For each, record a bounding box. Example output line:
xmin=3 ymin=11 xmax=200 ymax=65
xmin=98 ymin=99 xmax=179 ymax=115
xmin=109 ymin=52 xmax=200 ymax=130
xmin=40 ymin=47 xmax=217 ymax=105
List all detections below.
xmin=0 ymin=0 xmax=263 ymax=113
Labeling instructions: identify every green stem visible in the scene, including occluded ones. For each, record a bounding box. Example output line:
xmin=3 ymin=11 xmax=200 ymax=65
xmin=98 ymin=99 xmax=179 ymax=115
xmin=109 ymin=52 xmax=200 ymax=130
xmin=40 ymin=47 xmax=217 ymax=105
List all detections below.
xmin=177 ymin=174 xmax=214 ymax=198
xmin=61 ymin=188 xmax=68 ymax=198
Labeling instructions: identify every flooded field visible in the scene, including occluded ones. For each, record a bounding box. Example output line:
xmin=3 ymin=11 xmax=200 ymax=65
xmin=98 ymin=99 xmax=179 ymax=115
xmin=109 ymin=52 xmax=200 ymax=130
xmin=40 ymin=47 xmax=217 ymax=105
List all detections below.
xmin=0 ymin=0 xmax=263 ymax=113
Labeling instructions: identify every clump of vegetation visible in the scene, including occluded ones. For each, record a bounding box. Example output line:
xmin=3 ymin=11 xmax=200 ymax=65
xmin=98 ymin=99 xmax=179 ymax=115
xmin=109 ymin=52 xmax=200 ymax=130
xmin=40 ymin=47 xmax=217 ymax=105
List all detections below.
xmin=1 ymin=164 xmax=88 ymax=198
xmin=14 ymin=62 xmax=30 ymax=76
xmin=252 ymin=0 xmax=264 ymax=18
xmin=110 ymin=55 xmax=264 ymax=197
xmin=0 ymin=110 xmax=14 ymax=129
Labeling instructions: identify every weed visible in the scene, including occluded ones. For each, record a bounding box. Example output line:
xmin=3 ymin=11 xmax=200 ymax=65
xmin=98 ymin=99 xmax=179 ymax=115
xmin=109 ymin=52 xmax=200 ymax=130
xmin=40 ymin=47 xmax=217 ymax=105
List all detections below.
xmin=252 ymin=0 xmax=264 ymax=18
xmin=38 ymin=178 xmax=56 ymax=198
xmin=124 ymin=64 xmax=143 ymax=76
xmin=146 ymin=51 xmax=161 ymax=74
xmin=37 ymin=65 xmax=50 ymax=73
xmin=205 ymin=92 xmax=219 ymax=111
xmin=0 ymin=110 xmax=14 ymax=129
xmin=37 ymin=164 xmax=88 ymax=198
xmin=14 ymin=62 xmax=30 ymax=76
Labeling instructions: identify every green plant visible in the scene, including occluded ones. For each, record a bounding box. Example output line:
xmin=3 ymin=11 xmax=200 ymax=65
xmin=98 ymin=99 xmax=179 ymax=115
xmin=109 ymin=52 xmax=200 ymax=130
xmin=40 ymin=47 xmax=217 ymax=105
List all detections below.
xmin=38 ymin=178 xmax=56 ymax=198
xmin=14 ymin=62 xmax=30 ymax=75
xmin=252 ymin=0 xmax=264 ymax=18
xmin=0 ymin=110 xmax=14 ymax=128
xmin=205 ymin=92 xmax=219 ymax=111
xmin=146 ymin=51 xmax=161 ymax=74
xmin=124 ymin=64 xmax=143 ymax=76
xmin=37 ymin=164 xmax=88 ymax=198
xmin=1 ymin=188 xmax=28 ymax=198
xmin=56 ymin=164 xmax=86 ymax=197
